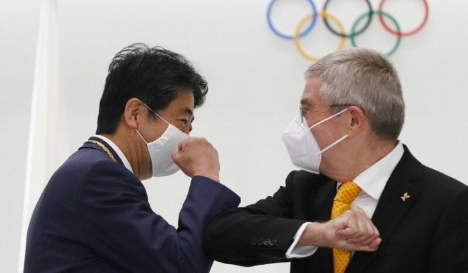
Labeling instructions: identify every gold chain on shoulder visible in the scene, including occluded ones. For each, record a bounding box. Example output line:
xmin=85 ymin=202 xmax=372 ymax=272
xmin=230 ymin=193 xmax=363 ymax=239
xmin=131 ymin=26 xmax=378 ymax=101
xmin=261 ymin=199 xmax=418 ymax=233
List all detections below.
xmin=87 ymin=140 xmax=116 ymax=162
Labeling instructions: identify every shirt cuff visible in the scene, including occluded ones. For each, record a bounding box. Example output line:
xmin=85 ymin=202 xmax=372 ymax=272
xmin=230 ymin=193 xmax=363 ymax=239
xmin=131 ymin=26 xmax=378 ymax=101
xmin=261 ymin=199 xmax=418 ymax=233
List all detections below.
xmin=285 ymin=222 xmax=318 ymax=258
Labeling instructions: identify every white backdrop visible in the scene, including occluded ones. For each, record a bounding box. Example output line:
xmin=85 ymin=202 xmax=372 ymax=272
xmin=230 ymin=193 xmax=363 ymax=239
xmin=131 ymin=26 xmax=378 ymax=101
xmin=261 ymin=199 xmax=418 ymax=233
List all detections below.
xmin=1 ymin=0 xmax=468 ymax=272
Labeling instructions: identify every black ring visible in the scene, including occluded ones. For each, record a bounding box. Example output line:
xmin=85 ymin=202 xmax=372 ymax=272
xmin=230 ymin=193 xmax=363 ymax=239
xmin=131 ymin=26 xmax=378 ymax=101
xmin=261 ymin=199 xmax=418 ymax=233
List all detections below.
xmin=322 ymin=0 xmax=373 ymax=38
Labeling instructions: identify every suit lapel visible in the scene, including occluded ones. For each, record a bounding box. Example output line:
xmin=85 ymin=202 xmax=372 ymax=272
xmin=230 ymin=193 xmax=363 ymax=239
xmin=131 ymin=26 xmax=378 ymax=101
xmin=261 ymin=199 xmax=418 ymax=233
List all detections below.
xmin=313 ymin=179 xmax=336 ymax=273
xmin=313 ymin=178 xmax=336 ymax=221
xmin=346 ymin=146 xmax=423 ymax=273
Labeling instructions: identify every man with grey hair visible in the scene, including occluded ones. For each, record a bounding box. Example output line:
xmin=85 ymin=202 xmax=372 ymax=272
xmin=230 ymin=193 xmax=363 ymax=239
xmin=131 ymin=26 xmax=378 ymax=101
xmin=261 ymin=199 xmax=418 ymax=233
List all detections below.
xmin=201 ymin=48 xmax=468 ymax=273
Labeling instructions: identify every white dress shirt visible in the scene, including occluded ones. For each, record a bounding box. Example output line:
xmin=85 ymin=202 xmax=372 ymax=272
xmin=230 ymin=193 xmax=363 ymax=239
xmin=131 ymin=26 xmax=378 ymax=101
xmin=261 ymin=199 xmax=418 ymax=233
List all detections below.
xmin=93 ymin=135 xmax=134 ymax=174
xmin=286 ymin=142 xmax=404 ymax=258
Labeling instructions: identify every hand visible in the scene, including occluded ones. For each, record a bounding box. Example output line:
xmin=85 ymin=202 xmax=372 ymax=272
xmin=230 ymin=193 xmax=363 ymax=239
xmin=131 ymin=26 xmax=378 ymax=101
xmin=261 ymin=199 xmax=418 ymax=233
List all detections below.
xmin=298 ymin=209 xmax=381 ymax=251
xmin=329 ymin=209 xmax=381 ymax=251
xmin=171 ymin=137 xmax=220 ymax=182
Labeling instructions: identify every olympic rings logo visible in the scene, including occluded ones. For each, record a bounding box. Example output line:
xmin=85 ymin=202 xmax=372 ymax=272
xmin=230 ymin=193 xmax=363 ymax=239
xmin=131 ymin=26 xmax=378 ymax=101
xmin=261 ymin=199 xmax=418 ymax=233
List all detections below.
xmin=267 ymin=0 xmax=429 ymax=61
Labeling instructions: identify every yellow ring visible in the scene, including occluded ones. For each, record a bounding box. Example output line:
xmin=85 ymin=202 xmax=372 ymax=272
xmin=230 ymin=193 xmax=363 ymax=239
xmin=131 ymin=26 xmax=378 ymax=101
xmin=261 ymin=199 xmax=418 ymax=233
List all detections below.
xmin=294 ymin=11 xmax=346 ymax=62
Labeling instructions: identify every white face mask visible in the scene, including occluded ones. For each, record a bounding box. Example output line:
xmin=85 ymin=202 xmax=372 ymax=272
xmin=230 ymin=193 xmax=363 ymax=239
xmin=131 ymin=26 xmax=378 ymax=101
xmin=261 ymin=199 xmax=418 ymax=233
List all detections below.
xmin=281 ymin=108 xmax=348 ymax=174
xmin=136 ymin=106 xmax=190 ymax=177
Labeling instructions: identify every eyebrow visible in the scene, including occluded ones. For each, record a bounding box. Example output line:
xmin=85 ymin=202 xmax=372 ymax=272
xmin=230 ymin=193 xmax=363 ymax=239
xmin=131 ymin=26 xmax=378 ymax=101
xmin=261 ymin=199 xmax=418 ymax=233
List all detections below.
xmin=182 ymin=107 xmax=193 ymax=116
xmin=300 ymin=98 xmax=313 ymax=107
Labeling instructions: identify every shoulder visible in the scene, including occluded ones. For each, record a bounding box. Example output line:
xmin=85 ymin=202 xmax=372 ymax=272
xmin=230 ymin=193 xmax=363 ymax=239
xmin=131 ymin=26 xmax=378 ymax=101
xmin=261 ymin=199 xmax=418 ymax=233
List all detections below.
xmin=419 ymin=164 xmax=467 ymax=196
xmin=45 ymin=147 xmax=119 ymax=192
xmin=399 ymin=145 xmax=466 ymax=196
xmin=79 ymin=157 xmax=145 ymax=197
xmin=59 ymin=146 xmax=119 ymax=174
xmin=279 ymin=170 xmax=335 ymax=202
xmin=284 ymin=170 xmax=334 ymax=190
xmin=52 ymin=147 xmax=143 ymax=195
xmin=62 ymin=147 xmax=131 ymax=176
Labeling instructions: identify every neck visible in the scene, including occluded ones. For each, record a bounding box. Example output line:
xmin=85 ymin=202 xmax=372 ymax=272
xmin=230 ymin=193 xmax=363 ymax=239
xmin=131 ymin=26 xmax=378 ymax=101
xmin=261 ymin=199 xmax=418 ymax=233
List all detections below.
xmin=322 ymin=138 xmax=398 ymax=182
xmin=100 ymin=129 xmax=150 ymax=180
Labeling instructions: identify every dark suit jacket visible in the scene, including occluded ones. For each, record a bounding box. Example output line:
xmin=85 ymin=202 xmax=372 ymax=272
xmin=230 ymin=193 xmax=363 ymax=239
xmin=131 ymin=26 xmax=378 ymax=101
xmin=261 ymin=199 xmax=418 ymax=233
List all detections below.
xmin=203 ymin=146 xmax=468 ymax=273
xmin=24 ymin=137 xmax=240 ymax=273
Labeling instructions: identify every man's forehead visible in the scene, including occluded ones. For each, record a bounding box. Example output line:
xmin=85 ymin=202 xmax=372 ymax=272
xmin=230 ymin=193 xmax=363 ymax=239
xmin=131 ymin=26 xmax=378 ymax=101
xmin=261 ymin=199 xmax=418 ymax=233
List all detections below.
xmin=301 ymin=80 xmax=323 ymax=105
xmin=171 ymin=89 xmax=195 ymax=112
xmin=179 ymin=106 xmax=194 ymax=116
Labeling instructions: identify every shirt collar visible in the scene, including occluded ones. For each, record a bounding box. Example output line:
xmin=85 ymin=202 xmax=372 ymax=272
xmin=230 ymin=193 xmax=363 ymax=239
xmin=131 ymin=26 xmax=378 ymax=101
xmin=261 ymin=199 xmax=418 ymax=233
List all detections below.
xmin=339 ymin=141 xmax=404 ymax=201
xmin=93 ymin=135 xmax=134 ymax=174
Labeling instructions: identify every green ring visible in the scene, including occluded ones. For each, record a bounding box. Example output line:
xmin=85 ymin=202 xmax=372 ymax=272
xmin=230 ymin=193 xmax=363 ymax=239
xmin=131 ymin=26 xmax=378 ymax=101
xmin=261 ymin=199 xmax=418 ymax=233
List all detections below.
xmin=350 ymin=11 xmax=401 ymax=57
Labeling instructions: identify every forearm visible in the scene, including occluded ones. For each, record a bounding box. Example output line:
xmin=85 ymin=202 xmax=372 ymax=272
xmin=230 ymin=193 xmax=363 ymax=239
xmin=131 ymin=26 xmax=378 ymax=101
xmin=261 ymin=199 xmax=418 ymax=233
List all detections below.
xmin=178 ymin=176 xmax=241 ymax=271
xmin=203 ymin=207 xmax=305 ymax=265
xmin=82 ymin=164 xmax=240 ymax=273
xmin=296 ymin=222 xmax=330 ymax=247
xmin=296 ymin=210 xmax=381 ymax=251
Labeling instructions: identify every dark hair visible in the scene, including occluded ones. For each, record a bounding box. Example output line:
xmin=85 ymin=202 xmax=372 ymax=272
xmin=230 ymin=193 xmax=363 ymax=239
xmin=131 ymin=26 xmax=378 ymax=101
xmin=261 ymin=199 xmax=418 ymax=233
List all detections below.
xmin=96 ymin=43 xmax=208 ymax=134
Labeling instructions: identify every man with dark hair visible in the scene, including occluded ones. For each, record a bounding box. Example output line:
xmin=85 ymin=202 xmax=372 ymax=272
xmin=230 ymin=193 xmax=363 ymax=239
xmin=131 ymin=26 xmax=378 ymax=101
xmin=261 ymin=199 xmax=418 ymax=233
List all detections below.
xmin=24 ymin=43 xmax=240 ymax=273
xmin=203 ymin=48 xmax=468 ymax=273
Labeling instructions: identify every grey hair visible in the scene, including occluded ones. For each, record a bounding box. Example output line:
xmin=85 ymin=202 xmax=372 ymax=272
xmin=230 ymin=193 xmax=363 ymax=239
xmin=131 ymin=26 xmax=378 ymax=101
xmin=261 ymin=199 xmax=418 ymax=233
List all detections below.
xmin=305 ymin=48 xmax=405 ymax=140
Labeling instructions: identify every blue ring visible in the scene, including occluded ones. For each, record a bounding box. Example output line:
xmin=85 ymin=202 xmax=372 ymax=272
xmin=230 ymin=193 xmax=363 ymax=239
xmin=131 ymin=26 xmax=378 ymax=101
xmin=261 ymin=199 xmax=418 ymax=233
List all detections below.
xmin=267 ymin=0 xmax=318 ymax=40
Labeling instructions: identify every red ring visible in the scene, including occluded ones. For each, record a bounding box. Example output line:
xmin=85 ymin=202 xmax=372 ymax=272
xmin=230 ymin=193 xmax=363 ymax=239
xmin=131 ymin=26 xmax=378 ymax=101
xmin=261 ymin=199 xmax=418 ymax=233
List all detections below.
xmin=378 ymin=0 xmax=429 ymax=37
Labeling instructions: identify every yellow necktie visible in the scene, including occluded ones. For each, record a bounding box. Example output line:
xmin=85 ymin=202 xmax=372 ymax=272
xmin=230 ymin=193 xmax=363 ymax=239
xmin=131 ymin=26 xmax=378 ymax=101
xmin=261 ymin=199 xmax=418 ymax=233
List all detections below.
xmin=331 ymin=181 xmax=361 ymax=273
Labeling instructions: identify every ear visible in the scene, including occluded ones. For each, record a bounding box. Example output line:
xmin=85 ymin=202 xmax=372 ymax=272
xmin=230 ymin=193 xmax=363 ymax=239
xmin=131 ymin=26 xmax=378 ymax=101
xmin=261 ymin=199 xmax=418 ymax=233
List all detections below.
xmin=123 ymin=98 xmax=143 ymax=130
xmin=346 ymin=106 xmax=366 ymax=138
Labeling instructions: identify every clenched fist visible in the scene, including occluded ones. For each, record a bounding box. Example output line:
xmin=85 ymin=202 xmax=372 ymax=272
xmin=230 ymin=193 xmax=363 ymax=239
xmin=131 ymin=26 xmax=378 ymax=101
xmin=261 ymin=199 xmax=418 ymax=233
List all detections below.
xmin=172 ymin=137 xmax=220 ymax=182
xmin=298 ymin=209 xmax=381 ymax=251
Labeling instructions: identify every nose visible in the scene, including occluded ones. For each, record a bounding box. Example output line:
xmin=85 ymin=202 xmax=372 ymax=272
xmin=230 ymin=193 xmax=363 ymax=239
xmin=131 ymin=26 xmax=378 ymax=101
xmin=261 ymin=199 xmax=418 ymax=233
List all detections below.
xmin=183 ymin=125 xmax=192 ymax=135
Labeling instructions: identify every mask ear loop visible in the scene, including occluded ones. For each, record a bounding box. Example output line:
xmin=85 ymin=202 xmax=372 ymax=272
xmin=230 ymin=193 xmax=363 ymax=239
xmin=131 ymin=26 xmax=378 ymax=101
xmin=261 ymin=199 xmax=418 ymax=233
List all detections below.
xmin=134 ymin=104 xmax=170 ymax=144
xmin=314 ymin=134 xmax=348 ymax=156
xmin=136 ymin=103 xmax=174 ymax=143
xmin=296 ymin=108 xmax=348 ymax=129
xmin=309 ymin=108 xmax=348 ymax=130
xmin=135 ymin=129 xmax=149 ymax=144
xmin=308 ymin=108 xmax=349 ymax=156
xmin=144 ymin=104 xmax=170 ymax=125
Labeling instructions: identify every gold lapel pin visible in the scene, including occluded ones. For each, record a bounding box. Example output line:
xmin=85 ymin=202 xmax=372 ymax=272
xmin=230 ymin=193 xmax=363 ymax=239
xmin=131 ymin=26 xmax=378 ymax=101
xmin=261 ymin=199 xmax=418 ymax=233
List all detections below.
xmin=401 ymin=192 xmax=410 ymax=201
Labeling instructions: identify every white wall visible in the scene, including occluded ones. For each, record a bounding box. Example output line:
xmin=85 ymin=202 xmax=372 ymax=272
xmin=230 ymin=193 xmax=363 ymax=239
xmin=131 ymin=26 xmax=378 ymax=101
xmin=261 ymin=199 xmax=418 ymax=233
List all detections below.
xmin=1 ymin=0 xmax=468 ymax=272
xmin=0 ymin=0 xmax=40 ymax=272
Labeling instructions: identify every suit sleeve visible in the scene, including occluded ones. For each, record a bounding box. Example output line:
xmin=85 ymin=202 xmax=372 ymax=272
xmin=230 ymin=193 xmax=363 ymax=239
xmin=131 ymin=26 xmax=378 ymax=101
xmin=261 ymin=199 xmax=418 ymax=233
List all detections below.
xmin=78 ymin=160 xmax=240 ymax=273
xmin=203 ymin=171 xmax=307 ymax=266
xmin=429 ymin=187 xmax=468 ymax=272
